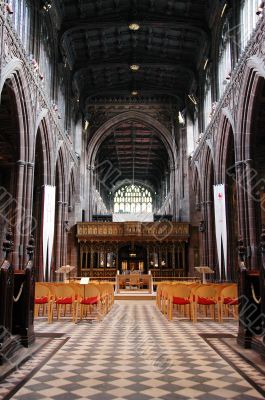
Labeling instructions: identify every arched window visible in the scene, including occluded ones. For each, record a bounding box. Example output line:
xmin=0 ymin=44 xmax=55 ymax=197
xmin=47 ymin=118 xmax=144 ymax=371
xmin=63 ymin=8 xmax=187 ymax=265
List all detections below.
xmin=218 ymin=18 xmax=232 ymax=99
xmin=114 ymin=185 xmax=153 ymax=214
xmin=9 ymin=0 xmax=32 ymax=53
xmin=240 ymin=0 xmax=260 ymax=53
xmin=203 ymin=66 xmax=212 ymax=130
xmin=39 ymin=18 xmax=53 ymax=98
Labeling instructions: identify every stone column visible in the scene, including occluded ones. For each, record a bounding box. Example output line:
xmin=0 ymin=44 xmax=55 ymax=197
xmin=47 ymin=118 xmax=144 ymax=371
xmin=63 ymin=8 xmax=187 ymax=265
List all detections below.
xmin=13 ymin=160 xmax=26 ymax=268
xmin=22 ymin=162 xmax=35 ymax=266
xmin=206 ymin=200 xmax=214 ymax=268
xmin=55 ymin=201 xmax=63 ymax=269
xmin=245 ymin=159 xmax=258 ymax=269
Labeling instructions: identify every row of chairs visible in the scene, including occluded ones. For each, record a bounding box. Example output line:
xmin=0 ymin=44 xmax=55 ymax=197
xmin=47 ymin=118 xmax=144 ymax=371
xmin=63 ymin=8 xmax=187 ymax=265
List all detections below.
xmin=156 ymin=282 xmax=238 ymax=322
xmin=34 ymin=282 xmax=114 ymax=323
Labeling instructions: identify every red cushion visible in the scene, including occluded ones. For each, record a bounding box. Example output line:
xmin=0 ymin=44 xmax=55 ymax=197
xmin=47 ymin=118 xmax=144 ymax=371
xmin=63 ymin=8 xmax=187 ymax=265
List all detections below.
xmin=56 ymin=297 xmax=73 ymax=304
xmin=35 ymin=296 xmax=48 ymax=304
xmin=197 ymin=296 xmax=216 ymax=305
xmin=173 ymin=297 xmax=190 ymax=305
xmin=223 ymin=297 xmax=238 ymax=305
xmin=81 ymin=296 xmax=99 ymax=305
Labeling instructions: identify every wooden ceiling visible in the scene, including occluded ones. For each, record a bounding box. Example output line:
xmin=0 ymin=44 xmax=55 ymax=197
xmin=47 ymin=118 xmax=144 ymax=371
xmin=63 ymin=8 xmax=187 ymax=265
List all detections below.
xmin=57 ymin=0 xmax=217 ymax=103
xmin=96 ymin=121 xmax=169 ymax=189
xmin=55 ymin=0 xmax=218 ymax=192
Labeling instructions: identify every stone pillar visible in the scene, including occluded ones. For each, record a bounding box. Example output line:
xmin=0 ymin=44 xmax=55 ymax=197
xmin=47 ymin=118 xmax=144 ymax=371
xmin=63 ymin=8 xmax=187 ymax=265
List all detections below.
xmin=245 ymin=159 xmax=258 ymax=269
xmin=22 ymin=162 xmax=34 ymax=266
xmin=206 ymin=200 xmax=214 ymax=268
xmin=235 ymin=162 xmax=247 ymax=245
xmin=55 ymin=201 xmax=63 ymax=269
xmin=13 ymin=160 xmax=26 ymax=268
xmin=200 ymin=201 xmax=208 ymax=266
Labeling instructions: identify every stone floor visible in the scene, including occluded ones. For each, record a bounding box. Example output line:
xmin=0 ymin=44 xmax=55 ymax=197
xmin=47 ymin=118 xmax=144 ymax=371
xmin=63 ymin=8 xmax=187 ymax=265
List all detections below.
xmin=0 ymin=300 xmax=265 ymax=400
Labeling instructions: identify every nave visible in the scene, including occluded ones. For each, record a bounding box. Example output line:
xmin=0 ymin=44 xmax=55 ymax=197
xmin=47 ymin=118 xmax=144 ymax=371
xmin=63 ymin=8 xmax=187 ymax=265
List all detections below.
xmin=1 ymin=301 xmax=264 ymax=400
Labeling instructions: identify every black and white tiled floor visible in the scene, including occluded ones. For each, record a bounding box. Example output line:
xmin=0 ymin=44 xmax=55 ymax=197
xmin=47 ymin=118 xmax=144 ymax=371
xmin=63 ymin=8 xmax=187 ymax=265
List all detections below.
xmin=1 ymin=301 xmax=265 ymax=400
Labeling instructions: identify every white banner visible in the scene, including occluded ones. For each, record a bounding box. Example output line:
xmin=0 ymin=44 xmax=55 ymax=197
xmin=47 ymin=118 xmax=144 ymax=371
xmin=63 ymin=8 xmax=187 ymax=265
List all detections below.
xmin=213 ymin=184 xmax=228 ymax=279
xmin=42 ymin=185 xmax=56 ymax=281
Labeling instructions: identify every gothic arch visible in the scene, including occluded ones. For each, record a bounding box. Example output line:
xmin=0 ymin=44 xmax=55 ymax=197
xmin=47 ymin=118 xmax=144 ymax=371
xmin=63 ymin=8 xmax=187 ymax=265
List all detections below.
xmin=87 ymin=111 xmax=177 ymax=168
xmin=237 ymin=55 xmax=265 ymax=161
xmin=215 ymin=113 xmax=234 ymax=183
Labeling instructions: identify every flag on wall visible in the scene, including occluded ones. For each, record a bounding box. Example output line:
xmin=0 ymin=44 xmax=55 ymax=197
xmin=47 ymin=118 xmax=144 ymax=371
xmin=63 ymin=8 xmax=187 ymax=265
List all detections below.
xmin=213 ymin=184 xmax=228 ymax=279
xmin=42 ymin=185 xmax=56 ymax=281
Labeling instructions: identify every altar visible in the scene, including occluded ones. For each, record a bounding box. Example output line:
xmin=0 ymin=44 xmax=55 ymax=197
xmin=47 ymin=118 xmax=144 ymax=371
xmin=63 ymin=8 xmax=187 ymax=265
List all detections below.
xmin=116 ymin=273 xmax=153 ymax=294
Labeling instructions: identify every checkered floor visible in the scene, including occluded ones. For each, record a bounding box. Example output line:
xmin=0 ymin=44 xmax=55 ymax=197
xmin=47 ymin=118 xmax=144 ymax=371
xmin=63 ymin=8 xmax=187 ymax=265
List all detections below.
xmin=1 ymin=301 xmax=265 ymax=400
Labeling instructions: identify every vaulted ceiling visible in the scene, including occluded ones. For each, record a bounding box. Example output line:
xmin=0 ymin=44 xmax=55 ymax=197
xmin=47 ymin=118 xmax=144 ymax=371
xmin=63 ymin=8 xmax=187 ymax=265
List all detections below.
xmin=56 ymin=0 xmax=218 ymax=104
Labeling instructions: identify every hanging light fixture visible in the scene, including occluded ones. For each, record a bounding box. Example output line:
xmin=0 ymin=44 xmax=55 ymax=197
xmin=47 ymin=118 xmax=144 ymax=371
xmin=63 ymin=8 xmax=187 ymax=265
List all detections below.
xmin=130 ymin=64 xmax=140 ymax=71
xmin=131 ymin=90 xmax=139 ymax=96
xmin=129 ymin=22 xmax=140 ymax=31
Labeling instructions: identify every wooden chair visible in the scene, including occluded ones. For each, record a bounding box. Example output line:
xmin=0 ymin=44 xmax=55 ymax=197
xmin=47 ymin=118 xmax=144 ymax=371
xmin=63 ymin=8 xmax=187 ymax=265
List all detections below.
xmin=218 ymin=285 xmax=238 ymax=322
xmin=50 ymin=285 xmax=76 ymax=322
xmin=193 ymin=285 xmax=217 ymax=322
xmin=34 ymin=283 xmax=53 ymax=323
xmin=129 ymin=274 xmax=140 ymax=289
xmin=167 ymin=285 xmax=193 ymax=321
xmin=76 ymin=283 xmax=102 ymax=321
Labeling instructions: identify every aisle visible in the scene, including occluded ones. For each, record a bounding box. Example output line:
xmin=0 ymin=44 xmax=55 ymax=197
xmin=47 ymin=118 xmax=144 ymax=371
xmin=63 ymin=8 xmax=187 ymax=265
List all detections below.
xmin=3 ymin=301 xmax=265 ymax=400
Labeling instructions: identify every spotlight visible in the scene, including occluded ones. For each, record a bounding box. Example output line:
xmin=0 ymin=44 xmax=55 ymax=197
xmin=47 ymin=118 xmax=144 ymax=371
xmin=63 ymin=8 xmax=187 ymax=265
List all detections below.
xmin=188 ymin=94 xmax=197 ymax=105
xmin=130 ymin=64 xmax=140 ymax=71
xmin=256 ymin=2 xmax=264 ymax=15
xmin=5 ymin=3 xmax=13 ymax=14
xmin=42 ymin=1 xmax=52 ymax=12
xmin=129 ymin=22 xmax=140 ymax=31
xmin=178 ymin=111 xmax=185 ymax=125
xmin=221 ymin=3 xmax=227 ymax=18
xmin=131 ymin=90 xmax=138 ymax=96
xmin=31 ymin=59 xmax=39 ymax=71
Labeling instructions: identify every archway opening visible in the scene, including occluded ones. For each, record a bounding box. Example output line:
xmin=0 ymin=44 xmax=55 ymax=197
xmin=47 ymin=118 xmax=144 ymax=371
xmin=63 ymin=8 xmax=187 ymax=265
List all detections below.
xmin=118 ymin=244 xmax=147 ymax=273
xmin=93 ymin=119 xmax=170 ymax=219
xmin=32 ymin=128 xmax=45 ymax=280
xmin=0 ymin=81 xmax=20 ymax=260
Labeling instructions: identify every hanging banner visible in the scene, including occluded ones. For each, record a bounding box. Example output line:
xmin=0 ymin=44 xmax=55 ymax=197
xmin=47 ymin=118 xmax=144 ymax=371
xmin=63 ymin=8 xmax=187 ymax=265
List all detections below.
xmin=213 ymin=184 xmax=228 ymax=279
xmin=42 ymin=185 xmax=56 ymax=281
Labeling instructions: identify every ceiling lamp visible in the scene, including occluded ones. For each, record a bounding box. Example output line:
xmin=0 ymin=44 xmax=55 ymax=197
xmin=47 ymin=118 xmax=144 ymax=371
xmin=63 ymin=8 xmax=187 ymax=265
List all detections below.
xmin=221 ymin=3 xmax=227 ymax=18
xmin=131 ymin=90 xmax=139 ymax=96
xmin=256 ymin=2 xmax=264 ymax=15
xmin=129 ymin=22 xmax=140 ymax=31
xmin=130 ymin=64 xmax=140 ymax=71
xmin=188 ymin=94 xmax=198 ymax=105
xmin=42 ymin=1 xmax=52 ymax=12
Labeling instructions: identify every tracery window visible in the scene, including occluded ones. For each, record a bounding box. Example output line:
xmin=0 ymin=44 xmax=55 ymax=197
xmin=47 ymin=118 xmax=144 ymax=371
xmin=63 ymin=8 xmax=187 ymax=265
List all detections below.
xmin=39 ymin=18 xmax=53 ymax=98
xmin=9 ymin=0 xmax=32 ymax=52
xmin=218 ymin=18 xmax=232 ymax=99
xmin=203 ymin=67 xmax=212 ymax=130
xmin=114 ymin=185 xmax=153 ymax=214
xmin=239 ymin=0 xmax=260 ymax=52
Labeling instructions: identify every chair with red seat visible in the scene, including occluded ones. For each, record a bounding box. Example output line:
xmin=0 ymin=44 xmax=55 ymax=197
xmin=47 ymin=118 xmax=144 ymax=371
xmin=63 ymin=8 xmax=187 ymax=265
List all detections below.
xmin=76 ymin=283 xmax=102 ymax=322
xmin=193 ymin=285 xmax=217 ymax=322
xmin=218 ymin=285 xmax=238 ymax=322
xmin=50 ymin=284 xmax=76 ymax=322
xmin=167 ymin=285 xmax=193 ymax=321
xmin=34 ymin=283 xmax=53 ymax=323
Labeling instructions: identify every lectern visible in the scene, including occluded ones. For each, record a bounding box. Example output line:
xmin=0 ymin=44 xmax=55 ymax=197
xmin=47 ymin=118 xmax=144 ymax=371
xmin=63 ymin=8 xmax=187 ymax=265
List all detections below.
xmin=55 ymin=265 xmax=76 ymax=282
xmin=195 ymin=266 xmax=214 ymax=284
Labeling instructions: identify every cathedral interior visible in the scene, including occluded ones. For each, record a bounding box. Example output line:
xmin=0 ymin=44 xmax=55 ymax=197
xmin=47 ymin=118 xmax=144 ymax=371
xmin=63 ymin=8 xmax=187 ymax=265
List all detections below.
xmin=0 ymin=1 xmax=265 ymax=399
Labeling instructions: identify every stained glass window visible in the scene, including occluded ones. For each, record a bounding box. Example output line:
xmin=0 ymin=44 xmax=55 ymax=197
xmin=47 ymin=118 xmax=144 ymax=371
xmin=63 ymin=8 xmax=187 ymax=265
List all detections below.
xmin=114 ymin=185 xmax=153 ymax=213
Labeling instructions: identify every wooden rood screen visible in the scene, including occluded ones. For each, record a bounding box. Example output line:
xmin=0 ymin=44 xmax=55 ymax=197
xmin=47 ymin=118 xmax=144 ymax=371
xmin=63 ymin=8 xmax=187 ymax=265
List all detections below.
xmin=76 ymin=222 xmax=190 ymax=277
